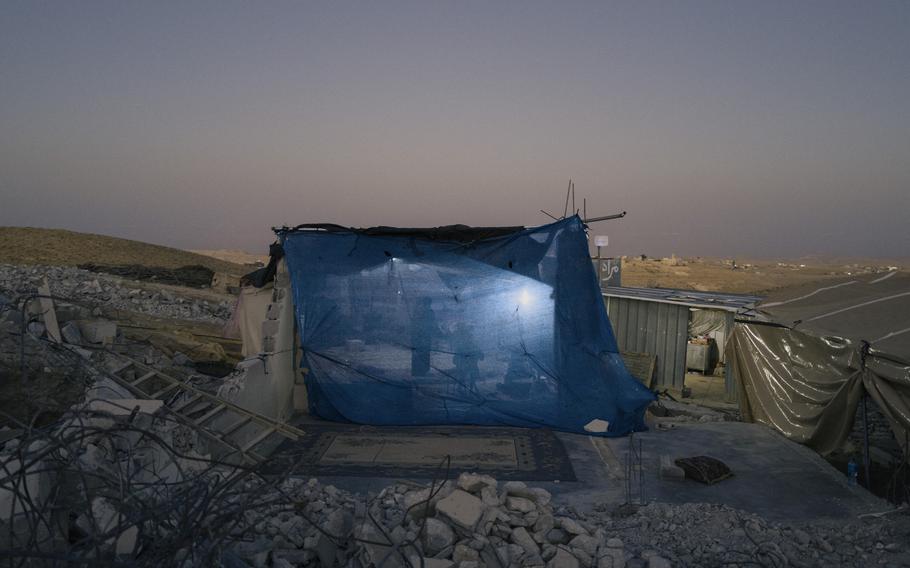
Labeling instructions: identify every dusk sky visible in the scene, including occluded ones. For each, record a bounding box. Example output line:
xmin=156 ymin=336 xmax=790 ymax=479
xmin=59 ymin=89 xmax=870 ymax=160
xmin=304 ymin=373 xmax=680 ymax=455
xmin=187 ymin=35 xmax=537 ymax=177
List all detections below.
xmin=1 ymin=1 xmax=908 ymax=258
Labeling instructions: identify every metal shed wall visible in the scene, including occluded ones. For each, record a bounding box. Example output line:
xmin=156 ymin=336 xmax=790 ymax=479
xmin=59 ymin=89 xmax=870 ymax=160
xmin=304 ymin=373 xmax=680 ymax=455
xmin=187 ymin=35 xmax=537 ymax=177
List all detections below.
xmin=604 ymin=296 xmax=689 ymax=389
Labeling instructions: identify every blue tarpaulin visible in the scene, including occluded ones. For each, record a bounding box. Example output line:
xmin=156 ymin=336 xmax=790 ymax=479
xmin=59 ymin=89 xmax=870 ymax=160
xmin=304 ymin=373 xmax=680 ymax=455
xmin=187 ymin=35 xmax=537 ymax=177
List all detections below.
xmin=279 ymin=216 xmax=655 ymax=436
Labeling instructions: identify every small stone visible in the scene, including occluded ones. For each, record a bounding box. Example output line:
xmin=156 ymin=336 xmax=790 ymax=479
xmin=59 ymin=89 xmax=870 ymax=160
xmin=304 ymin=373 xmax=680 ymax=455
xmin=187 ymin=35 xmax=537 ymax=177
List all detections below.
xmin=534 ymin=514 xmax=555 ymax=534
xmin=557 ymin=517 xmax=589 ymax=536
xmin=547 ymin=529 xmax=570 ymax=545
xmin=606 ymin=538 xmax=623 ymax=548
xmin=457 ymin=473 xmax=498 ymax=494
xmin=793 ymin=528 xmax=811 ymax=545
xmin=453 ymin=543 xmax=480 ymax=563
xmin=568 ymin=534 xmax=599 ymax=556
xmin=507 ymin=496 xmax=537 ymax=513
xmin=511 ymin=526 xmax=541 ymax=557
xmin=481 ymin=486 xmax=500 ymax=507
xmin=647 ymin=556 xmax=671 ymax=568
xmin=548 ymin=548 xmax=580 ymax=568
xmin=314 ymin=533 xmax=337 ymax=567
xmin=424 ymin=518 xmax=456 ymax=556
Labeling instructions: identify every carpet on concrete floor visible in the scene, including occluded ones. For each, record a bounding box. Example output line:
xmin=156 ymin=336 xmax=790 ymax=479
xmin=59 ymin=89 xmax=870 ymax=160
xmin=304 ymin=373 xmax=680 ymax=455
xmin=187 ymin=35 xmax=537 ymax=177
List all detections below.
xmin=262 ymin=423 xmax=577 ymax=482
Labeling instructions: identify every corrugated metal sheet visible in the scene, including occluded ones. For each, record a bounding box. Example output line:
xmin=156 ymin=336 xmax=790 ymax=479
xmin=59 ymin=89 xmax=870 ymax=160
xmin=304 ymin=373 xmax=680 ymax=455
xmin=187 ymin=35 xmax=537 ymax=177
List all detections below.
xmin=604 ymin=295 xmax=689 ymax=389
xmin=602 ymin=286 xmax=762 ymax=312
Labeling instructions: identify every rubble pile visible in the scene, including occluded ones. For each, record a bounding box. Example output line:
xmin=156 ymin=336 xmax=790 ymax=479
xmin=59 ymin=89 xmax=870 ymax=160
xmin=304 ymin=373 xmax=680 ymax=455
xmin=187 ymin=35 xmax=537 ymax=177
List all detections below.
xmin=588 ymin=501 xmax=909 ymax=568
xmin=3 ymin=387 xmax=908 ymax=567
xmin=229 ymin=474 xmax=909 ymax=568
xmin=0 ymin=264 xmax=232 ymax=324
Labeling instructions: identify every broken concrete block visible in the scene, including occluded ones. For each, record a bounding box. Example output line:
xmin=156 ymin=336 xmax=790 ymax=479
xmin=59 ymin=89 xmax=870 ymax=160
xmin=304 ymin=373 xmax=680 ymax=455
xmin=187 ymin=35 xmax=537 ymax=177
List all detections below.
xmin=314 ymin=532 xmax=337 ymax=567
xmin=659 ymin=455 xmax=686 ymax=480
xmin=423 ymin=517 xmax=455 ymax=556
xmin=37 ymin=279 xmax=61 ymax=343
xmin=60 ymin=321 xmax=83 ymax=344
xmin=568 ymin=534 xmax=599 ymax=556
xmin=457 ymin=472 xmax=498 ymax=494
xmin=27 ymin=321 xmax=46 ymax=337
xmin=511 ymin=526 xmax=541 ymax=557
xmin=435 ymin=489 xmax=485 ymax=531
xmin=406 ymin=557 xmax=454 ymax=568
xmin=453 ymin=542 xmax=480 ymax=563
xmin=78 ymin=320 xmax=117 ymax=344
xmin=502 ymin=481 xmax=552 ymax=506
xmin=116 ymin=525 xmax=138 ymax=555
xmin=506 ymin=496 xmax=536 ymax=513
xmin=556 ymin=517 xmax=588 ymax=536
xmin=548 ymin=548 xmax=580 ymax=568
xmin=584 ymin=419 xmax=610 ymax=433
xmin=480 ymin=486 xmax=499 ymax=507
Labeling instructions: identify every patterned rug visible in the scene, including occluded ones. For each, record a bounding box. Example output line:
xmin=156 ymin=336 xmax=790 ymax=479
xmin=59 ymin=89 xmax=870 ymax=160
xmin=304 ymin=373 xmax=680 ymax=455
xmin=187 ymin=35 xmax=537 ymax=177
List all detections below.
xmin=262 ymin=423 xmax=577 ymax=482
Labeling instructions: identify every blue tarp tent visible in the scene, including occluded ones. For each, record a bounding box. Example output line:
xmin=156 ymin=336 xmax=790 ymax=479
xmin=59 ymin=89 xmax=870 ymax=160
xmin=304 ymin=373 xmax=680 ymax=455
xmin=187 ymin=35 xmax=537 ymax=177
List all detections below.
xmin=278 ymin=216 xmax=655 ymax=436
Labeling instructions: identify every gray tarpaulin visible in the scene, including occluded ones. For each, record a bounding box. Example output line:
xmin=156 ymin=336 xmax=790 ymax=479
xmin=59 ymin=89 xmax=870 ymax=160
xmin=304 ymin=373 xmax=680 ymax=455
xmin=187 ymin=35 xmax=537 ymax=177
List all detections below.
xmin=729 ymin=271 xmax=910 ymax=459
xmin=689 ymin=309 xmax=726 ymax=337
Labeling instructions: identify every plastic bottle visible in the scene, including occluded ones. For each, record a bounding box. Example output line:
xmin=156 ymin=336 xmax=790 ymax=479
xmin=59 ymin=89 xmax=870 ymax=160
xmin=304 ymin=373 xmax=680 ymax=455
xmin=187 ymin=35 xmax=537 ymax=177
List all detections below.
xmin=847 ymin=457 xmax=858 ymax=486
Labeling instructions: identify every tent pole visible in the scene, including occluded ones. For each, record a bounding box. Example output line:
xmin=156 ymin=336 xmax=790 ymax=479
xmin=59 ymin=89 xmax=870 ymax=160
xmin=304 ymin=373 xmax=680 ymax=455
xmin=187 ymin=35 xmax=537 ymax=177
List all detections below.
xmin=862 ymin=392 xmax=871 ymax=489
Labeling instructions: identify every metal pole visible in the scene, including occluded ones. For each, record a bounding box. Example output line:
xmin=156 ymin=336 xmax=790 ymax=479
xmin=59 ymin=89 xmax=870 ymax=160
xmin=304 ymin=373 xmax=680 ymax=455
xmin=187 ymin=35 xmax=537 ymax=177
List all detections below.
xmin=639 ymin=438 xmax=644 ymax=505
xmin=862 ymin=393 xmax=872 ymax=488
xmin=583 ymin=211 xmax=627 ymax=224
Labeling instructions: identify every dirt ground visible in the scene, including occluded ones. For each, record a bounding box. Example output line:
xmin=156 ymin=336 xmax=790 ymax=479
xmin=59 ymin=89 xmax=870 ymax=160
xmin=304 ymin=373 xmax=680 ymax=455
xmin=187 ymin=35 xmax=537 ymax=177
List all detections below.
xmin=190 ymin=249 xmax=269 ymax=266
xmin=620 ymin=255 xmax=905 ymax=294
xmin=0 ymin=227 xmax=244 ymax=274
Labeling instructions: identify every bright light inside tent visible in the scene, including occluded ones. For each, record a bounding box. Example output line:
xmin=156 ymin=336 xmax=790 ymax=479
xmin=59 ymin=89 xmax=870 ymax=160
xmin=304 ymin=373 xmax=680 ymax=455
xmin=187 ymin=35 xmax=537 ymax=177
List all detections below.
xmin=518 ymin=288 xmax=533 ymax=307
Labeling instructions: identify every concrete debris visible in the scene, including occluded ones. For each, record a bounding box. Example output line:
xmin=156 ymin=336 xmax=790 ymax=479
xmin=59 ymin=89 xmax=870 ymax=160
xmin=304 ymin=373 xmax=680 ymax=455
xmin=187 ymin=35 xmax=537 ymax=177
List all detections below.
xmin=435 ymin=489 xmax=485 ymax=530
xmin=60 ymin=320 xmax=83 ymax=344
xmin=215 ymin=472 xmax=909 ymax=568
xmin=78 ymin=319 xmax=118 ymax=344
xmin=584 ymin=418 xmax=610 ymax=433
xmin=0 ymin=264 xmax=232 ymax=324
xmin=658 ymin=455 xmax=686 ymax=480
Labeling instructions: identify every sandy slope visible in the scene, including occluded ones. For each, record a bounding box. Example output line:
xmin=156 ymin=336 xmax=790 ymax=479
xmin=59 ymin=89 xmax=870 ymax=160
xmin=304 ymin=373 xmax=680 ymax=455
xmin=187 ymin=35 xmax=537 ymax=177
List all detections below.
xmin=0 ymin=227 xmax=244 ymax=274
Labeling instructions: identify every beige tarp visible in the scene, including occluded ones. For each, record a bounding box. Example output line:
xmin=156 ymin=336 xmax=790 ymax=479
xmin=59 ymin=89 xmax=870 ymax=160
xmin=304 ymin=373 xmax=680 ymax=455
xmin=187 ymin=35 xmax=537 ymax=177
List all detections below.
xmin=689 ymin=308 xmax=726 ymax=337
xmin=224 ymin=284 xmax=274 ymax=357
xmin=729 ymin=272 xmax=910 ymax=460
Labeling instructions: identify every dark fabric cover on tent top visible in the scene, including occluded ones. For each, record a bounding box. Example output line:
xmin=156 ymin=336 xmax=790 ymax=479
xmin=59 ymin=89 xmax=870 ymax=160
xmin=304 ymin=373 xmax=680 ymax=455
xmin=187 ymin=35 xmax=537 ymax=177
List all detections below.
xmin=729 ymin=271 xmax=910 ymax=459
xmin=283 ymin=223 xmax=525 ymax=243
xmin=279 ymin=216 xmax=655 ymax=436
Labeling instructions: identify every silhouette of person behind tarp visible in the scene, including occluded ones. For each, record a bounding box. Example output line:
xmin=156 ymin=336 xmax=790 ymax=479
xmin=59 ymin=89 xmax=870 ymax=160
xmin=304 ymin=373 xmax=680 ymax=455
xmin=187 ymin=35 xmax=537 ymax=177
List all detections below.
xmin=411 ymin=297 xmax=435 ymax=376
xmin=452 ymin=320 xmax=483 ymax=392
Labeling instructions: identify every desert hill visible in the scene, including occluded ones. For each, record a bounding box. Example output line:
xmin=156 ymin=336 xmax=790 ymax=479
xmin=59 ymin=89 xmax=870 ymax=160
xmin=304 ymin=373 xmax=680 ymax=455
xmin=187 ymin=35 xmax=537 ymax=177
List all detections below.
xmin=0 ymin=227 xmax=244 ymax=274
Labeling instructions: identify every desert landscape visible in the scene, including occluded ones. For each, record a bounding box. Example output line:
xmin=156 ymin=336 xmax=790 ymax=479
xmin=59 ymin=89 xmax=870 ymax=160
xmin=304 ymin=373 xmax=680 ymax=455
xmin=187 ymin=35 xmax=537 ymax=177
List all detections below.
xmin=3 ymin=3 xmax=908 ymax=565
xmin=2 ymin=225 xmax=908 ymax=566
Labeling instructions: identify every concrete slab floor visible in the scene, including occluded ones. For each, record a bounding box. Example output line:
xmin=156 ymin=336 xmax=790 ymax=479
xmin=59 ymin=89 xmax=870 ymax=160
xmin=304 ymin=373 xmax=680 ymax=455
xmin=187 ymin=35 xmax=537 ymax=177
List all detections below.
xmin=592 ymin=421 xmax=888 ymax=522
xmin=279 ymin=417 xmax=886 ymax=523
